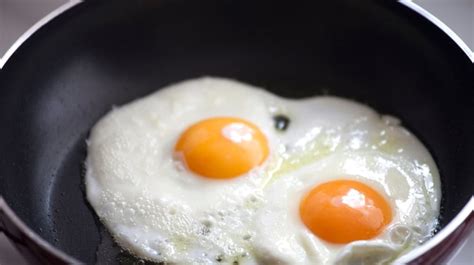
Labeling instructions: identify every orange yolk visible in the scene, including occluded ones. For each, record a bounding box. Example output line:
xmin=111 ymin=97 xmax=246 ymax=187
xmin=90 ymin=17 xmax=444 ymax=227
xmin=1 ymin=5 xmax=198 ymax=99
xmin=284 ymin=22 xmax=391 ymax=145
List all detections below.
xmin=174 ymin=117 xmax=269 ymax=179
xmin=299 ymin=180 xmax=392 ymax=244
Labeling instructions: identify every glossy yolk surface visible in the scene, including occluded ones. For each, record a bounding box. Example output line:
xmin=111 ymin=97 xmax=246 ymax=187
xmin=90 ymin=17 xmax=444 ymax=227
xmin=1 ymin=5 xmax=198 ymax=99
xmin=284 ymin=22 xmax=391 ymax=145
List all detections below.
xmin=175 ymin=117 xmax=269 ymax=179
xmin=299 ymin=180 xmax=392 ymax=244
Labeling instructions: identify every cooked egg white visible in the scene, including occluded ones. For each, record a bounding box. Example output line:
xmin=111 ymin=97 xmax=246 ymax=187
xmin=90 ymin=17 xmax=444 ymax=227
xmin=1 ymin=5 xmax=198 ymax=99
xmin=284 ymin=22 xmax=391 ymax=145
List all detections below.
xmin=85 ymin=77 xmax=441 ymax=265
xmin=85 ymin=78 xmax=278 ymax=264
xmin=252 ymin=97 xmax=440 ymax=265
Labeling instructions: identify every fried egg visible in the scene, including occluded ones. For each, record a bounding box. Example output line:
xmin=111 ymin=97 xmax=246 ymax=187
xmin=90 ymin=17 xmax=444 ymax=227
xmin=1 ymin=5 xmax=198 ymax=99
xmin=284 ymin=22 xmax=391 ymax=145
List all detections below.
xmin=251 ymin=97 xmax=440 ymax=264
xmin=86 ymin=78 xmax=279 ymax=263
xmin=85 ymin=77 xmax=441 ymax=264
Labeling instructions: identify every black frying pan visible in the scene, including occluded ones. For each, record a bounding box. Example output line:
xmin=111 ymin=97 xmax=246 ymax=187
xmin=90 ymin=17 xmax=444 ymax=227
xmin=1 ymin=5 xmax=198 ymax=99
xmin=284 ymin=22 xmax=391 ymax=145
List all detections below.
xmin=0 ymin=0 xmax=473 ymax=264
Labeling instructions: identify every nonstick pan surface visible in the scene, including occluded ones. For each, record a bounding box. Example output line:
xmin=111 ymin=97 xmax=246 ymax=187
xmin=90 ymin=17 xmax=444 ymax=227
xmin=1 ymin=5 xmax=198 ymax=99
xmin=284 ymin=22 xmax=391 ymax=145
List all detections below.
xmin=0 ymin=0 xmax=473 ymax=264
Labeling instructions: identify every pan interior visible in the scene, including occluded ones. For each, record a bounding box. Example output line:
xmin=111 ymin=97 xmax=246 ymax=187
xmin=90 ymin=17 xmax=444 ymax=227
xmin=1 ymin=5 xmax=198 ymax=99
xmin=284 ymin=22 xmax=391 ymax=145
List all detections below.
xmin=0 ymin=0 xmax=472 ymax=263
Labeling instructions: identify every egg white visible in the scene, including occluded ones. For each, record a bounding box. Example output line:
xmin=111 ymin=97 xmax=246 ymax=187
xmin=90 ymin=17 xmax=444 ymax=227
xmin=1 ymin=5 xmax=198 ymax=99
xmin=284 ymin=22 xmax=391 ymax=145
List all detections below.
xmin=251 ymin=97 xmax=441 ymax=265
xmin=85 ymin=77 xmax=441 ymax=265
xmin=85 ymin=78 xmax=282 ymax=264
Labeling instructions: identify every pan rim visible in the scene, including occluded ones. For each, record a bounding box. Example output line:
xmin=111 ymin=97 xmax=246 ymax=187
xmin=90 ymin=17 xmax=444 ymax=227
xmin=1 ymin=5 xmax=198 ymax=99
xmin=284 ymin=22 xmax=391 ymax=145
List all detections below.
xmin=395 ymin=197 xmax=474 ymax=263
xmin=399 ymin=0 xmax=473 ymax=63
xmin=0 ymin=0 xmax=83 ymax=69
xmin=0 ymin=197 xmax=80 ymax=263
xmin=0 ymin=1 xmax=473 ymax=69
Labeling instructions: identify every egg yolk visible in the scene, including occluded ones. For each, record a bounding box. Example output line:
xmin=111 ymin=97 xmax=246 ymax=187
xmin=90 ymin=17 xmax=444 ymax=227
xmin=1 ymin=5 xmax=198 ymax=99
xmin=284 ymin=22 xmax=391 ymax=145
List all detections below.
xmin=299 ymin=180 xmax=392 ymax=244
xmin=174 ymin=117 xmax=269 ymax=179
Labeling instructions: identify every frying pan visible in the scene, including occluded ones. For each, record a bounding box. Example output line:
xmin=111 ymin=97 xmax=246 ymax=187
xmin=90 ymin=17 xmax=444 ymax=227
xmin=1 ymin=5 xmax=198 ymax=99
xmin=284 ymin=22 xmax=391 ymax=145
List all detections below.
xmin=0 ymin=0 xmax=473 ymax=264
